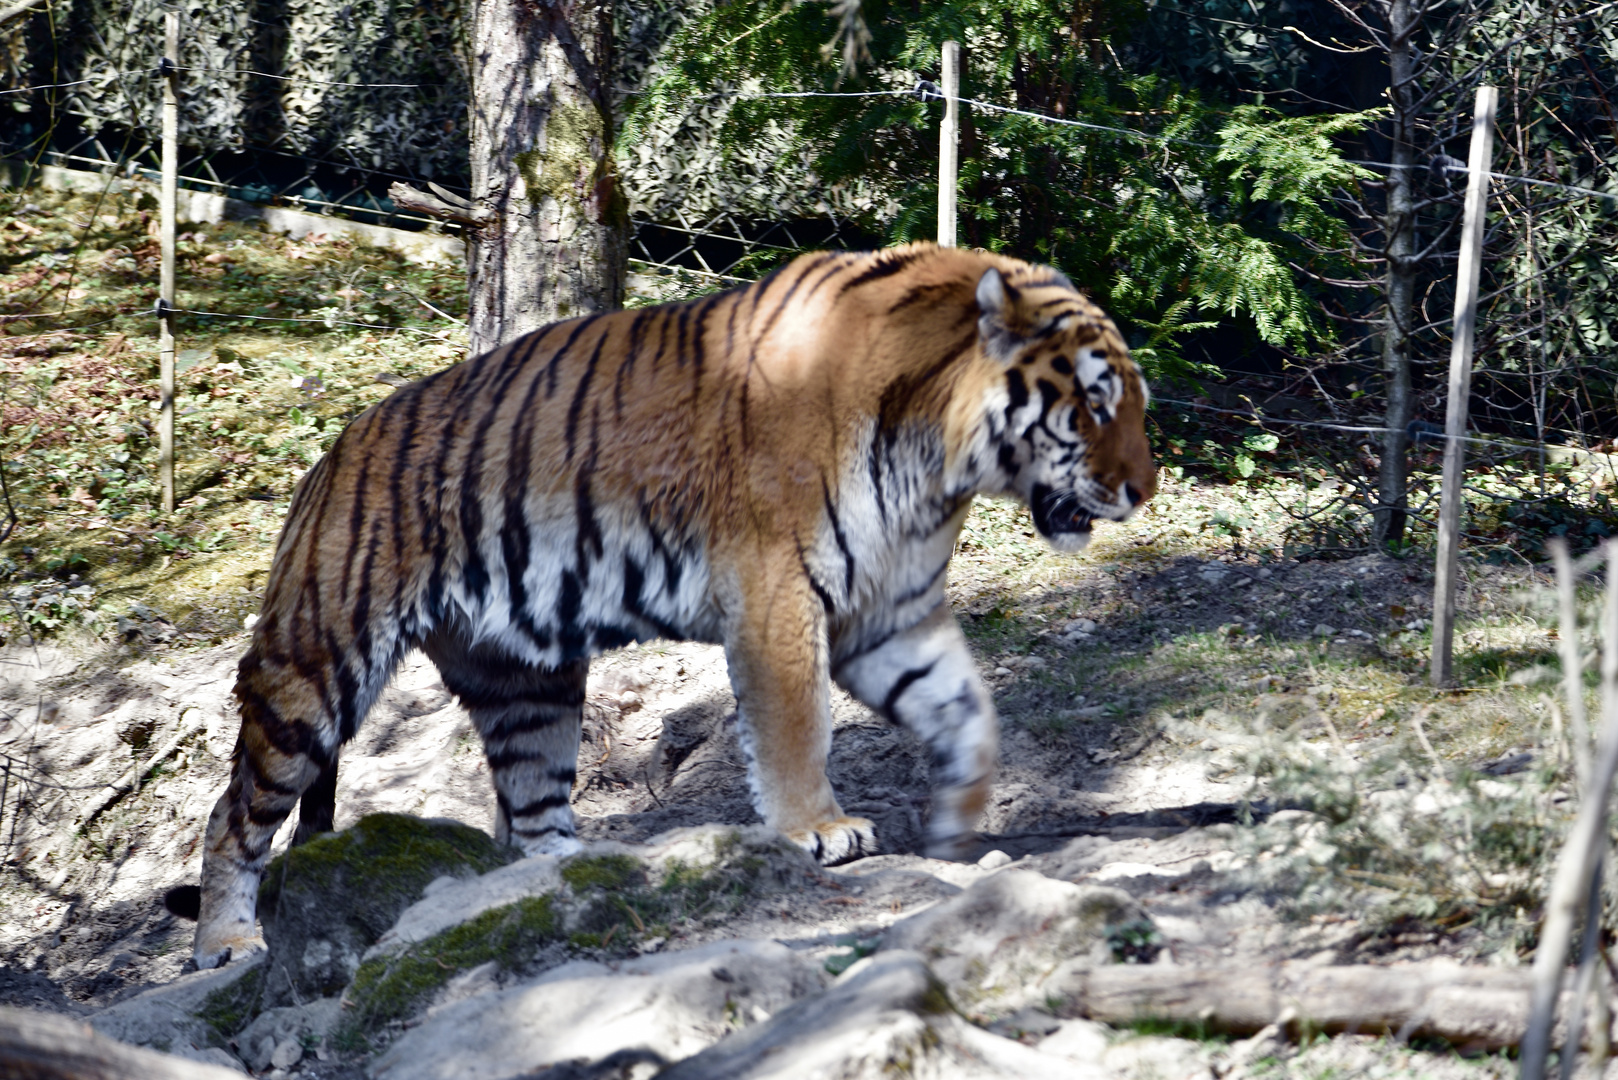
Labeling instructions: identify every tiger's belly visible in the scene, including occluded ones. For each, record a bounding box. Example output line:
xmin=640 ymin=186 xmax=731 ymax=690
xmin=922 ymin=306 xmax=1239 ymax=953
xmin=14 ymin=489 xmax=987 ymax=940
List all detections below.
xmin=447 ymin=511 xmax=720 ymax=666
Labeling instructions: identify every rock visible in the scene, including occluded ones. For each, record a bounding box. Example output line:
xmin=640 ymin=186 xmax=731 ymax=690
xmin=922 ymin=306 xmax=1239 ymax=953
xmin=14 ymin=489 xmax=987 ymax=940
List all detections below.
xmin=1103 ymin=1034 xmax=1216 ymax=1080
xmin=1312 ymin=623 xmax=1336 ymax=638
xmin=234 ymin=999 xmax=338 ymax=1073
xmin=1064 ymin=618 xmax=1098 ymax=635
xmin=976 ymin=849 xmax=1013 ymax=870
xmin=369 ymin=939 xmax=826 ymax=1080
xmin=2 ymin=1005 xmax=247 ymax=1080
xmin=256 ymin=814 xmax=510 ymax=1008
xmin=1038 ymin=1017 xmax=1110 ymax=1063
xmin=345 ymin=825 xmax=821 ymax=1036
xmin=89 ymin=950 xmax=264 ymax=1060
xmin=171 ymin=1045 xmax=247 ymax=1073
xmin=880 ymin=868 xmax=1148 ymax=1017
xmin=367 ymin=856 xmax=564 ymax=960
xmin=269 ymin=1037 xmax=303 ymax=1069
xmin=657 ymin=950 xmax=1087 ymax=1079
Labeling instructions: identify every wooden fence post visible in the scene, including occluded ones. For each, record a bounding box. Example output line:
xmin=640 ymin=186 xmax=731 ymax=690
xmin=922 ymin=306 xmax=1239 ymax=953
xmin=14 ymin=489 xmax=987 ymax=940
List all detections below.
xmin=158 ymin=10 xmax=178 ymax=514
xmin=1429 ymin=85 xmax=1496 ymax=687
xmin=937 ymin=40 xmax=959 ymax=249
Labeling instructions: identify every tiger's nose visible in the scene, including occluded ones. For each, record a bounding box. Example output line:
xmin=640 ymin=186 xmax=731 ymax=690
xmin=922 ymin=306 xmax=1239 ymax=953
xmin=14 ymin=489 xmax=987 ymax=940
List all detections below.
xmin=1123 ymin=482 xmax=1146 ymax=508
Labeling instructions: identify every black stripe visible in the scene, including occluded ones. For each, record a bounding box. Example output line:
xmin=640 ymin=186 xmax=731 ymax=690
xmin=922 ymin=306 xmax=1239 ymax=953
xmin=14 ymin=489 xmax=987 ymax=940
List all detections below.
xmin=886 ymin=281 xmax=951 ymax=315
xmin=566 ymin=325 xmax=610 ymax=461
xmin=545 ymin=315 xmax=605 ymax=398
xmin=798 ymin=544 xmax=836 ymax=614
xmin=892 ymin=560 xmax=949 ymax=606
xmin=507 ymin=794 xmax=571 ymax=817
xmin=247 ymin=803 xmax=293 ymax=826
xmin=614 ymin=310 xmax=653 ymax=418
xmin=882 ymin=660 xmax=938 ymax=722
xmin=512 ymin=824 xmax=575 ymax=838
xmin=485 ymin=742 xmax=568 ymax=770
xmin=462 ymin=324 xmax=587 ymax=606
xmin=838 ymin=248 xmax=923 ymax=294
xmin=674 ymin=303 xmax=692 ymax=369
xmin=557 ymin=569 xmax=587 ymax=658
xmin=821 ymin=478 xmax=856 ymax=597
xmin=831 ymin=599 xmax=945 ymax=675
xmin=1036 ymin=377 xmax=1062 ymax=413
xmin=754 ymin=252 xmax=839 ymax=344
xmin=688 ymin=293 xmax=720 ymax=393
xmin=385 ymin=383 xmax=426 ymax=630
xmin=574 ymin=410 xmax=603 ymax=569
xmin=799 ymin=252 xmax=857 ymax=302
xmin=622 ymin=555 xmax=685 ymax=640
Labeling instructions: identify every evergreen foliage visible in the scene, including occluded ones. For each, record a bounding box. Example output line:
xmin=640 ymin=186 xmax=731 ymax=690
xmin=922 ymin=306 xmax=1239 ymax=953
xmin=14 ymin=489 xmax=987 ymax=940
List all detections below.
xmin=621 ymin=0 xmax=1375 ymax=377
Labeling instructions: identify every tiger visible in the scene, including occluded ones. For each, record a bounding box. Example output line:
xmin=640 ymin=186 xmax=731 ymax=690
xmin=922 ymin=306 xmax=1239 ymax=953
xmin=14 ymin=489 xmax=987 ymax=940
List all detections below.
xmin=172 ymin=241 xmax=1156 ymax=970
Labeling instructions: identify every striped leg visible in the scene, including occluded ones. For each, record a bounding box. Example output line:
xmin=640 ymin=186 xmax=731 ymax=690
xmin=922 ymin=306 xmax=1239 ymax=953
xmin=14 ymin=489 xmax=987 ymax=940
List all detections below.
xmin=292 ymin=758 xmax=339 ymax=844
xmin=194 ymin=651 xmax=346 ymax=970
xmin=834 ymin=605 xmax=998 ymax=860
xmin=423 ymin=632 xmax=587 ymax=856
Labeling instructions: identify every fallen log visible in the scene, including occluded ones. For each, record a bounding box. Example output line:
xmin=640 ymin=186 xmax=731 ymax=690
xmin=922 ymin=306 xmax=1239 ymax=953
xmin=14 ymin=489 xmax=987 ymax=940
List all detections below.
xmin=0 ymin=1006 xmax=241 ymax=1080
xmin=1052 ymin=960 xmax=1594 ymax=1050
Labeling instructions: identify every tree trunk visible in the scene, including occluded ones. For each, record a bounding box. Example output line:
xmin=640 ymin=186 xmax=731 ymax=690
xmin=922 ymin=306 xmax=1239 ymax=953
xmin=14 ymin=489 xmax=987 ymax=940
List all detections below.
xmin=468 ymin=0 xmax=626 ymax=356
xmin=1372 ymin=0 xmax=1419 ymax=548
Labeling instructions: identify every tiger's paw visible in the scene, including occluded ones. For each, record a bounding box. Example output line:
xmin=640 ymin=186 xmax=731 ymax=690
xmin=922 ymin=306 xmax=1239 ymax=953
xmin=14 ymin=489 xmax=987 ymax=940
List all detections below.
xmin=192 ymin=930 xmax=266 ymax=972
xmin=787 ymin=816 xmax=877 ymax=866
xmin=514 ymin=833 xmax=584 ymax=860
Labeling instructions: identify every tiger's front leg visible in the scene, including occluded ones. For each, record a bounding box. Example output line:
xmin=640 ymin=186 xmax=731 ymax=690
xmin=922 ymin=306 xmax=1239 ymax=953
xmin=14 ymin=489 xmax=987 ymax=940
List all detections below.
xmin=723 ymin=567 xmax=875 ymax=865
xmin=834 ymin=604 xmax=997 ymax=860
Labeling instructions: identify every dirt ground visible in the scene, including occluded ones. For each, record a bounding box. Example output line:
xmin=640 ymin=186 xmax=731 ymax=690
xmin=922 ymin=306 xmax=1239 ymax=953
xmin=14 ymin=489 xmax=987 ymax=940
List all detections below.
xmin=0 ymin=479 xmax=1557 ymax=1054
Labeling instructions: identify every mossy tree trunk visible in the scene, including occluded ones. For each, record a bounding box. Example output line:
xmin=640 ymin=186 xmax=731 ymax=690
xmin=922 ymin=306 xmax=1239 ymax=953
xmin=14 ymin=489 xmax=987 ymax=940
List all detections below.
xmin=468 ymin=0 xmax=626 ymax=356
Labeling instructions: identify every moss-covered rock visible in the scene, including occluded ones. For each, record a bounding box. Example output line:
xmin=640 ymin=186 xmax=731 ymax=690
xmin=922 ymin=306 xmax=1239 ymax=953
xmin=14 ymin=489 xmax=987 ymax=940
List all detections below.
xmin=342 ymin=894 xmax=563 ymax=1040
xmin=337 ymin=825 xmax=819 ymax=1043
xmin=255 ymin=813 xmax=510 ymax=1012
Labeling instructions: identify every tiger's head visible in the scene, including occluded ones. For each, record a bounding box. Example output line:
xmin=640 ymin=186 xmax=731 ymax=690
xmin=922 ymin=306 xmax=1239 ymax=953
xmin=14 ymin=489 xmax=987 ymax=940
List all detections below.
xmin=974 ymin=263 xmax=1156 ymax=552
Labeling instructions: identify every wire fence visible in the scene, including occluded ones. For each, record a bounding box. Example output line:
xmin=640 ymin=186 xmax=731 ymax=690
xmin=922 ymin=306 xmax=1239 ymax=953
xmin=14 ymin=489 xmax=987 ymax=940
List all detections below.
xmin=2 ymin=45 xmax=1615 ymax=552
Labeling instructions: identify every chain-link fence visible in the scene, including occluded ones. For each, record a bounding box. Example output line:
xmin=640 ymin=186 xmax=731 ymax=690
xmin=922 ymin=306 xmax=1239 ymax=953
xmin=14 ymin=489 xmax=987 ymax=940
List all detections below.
xmin=1 ymin=0 xmax=877 ymax=288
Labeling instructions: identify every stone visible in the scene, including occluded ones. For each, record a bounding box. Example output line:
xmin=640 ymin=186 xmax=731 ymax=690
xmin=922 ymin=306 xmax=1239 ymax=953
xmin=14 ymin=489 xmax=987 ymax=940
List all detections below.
xmin=1039 ymin=1017 xmax=1111 ymax=1063
xmin=368 ymin=938 xmax=826 ymax=1080
xmin=234 ymin=999 xmax=339 ymax=1073
xmin=657 ymin=950 xmax=1088 ymax=1080
xmin=1103 ymin=1034 xmax=1216 ymax=1080
xmin=344 ymin=824 xmax=822 ymax=1036
xmin=269 ymin=1037 xmax=303 ymax=1069
xmin=256 ymin=814 xmax=510 ymax=1007
xmin=88 ymin=950 xmax=264 ymax=1061
xmin=976 ymin=849 xmax=1013 ymax=870
xmin=366 ymin=856 xmax=564 ymax=961
xmin=880 ymin=869 xmax=1148 ymax=1018
xmin=1312 ymin=623 xmax=1337 ymax=637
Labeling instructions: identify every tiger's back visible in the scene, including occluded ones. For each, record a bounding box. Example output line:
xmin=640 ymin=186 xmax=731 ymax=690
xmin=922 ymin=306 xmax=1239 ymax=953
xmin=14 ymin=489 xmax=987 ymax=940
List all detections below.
xmin=187 ymin=243 xmax=1155 ymax=969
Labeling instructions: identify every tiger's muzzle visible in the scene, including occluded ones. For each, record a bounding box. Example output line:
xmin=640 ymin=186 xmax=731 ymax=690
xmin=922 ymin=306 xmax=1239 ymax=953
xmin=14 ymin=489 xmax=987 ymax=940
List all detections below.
xmin=1030 ymin=481 xmax=1144 ymax=545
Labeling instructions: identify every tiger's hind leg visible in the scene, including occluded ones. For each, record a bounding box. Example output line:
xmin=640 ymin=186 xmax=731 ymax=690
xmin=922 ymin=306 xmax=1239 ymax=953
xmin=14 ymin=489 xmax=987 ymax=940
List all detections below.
xmin=422 ymin=632 xmax=587 ymax=856
xmin=194 ymin=651 xmax=359 ymax=970
xmin=834 ymin=605 xmax=998 ymax=861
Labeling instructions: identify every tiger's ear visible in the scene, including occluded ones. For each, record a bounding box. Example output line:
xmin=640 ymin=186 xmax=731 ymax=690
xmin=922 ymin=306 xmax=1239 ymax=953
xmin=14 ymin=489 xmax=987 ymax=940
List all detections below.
xmin=976 ymin=268 xmax=1027 ymax=366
